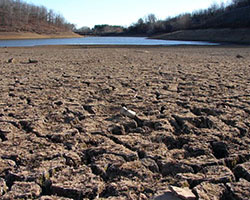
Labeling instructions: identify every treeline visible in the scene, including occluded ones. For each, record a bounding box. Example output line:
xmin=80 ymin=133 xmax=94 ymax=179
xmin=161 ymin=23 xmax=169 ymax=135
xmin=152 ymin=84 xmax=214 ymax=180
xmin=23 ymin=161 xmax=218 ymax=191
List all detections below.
xmin=0 ymin=0 xmax=75 ymax=33
xmin=125 ymin=0 xmax=250 ymax=35
xmin=75 ymin=24 xmax=124 ymax=36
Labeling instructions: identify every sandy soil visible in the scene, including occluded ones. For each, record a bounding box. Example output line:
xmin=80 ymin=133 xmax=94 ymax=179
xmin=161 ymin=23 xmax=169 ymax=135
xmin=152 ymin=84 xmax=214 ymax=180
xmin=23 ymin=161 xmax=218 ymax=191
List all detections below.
xmin=0 ymin=45 xmax=249 ymax=199
xmin=0 ymin=31 xmax=82 ymax=40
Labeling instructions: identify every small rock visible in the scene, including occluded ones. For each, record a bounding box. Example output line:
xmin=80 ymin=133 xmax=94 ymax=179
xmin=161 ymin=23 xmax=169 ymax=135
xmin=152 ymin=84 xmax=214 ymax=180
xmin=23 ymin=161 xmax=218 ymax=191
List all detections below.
xmin=170 ymin=186 xmax=196 ymax=200
xmin=143 ymin=120 xmax=156 ymax=129
xmin=90 ymin=153 xmax=125 ymax=178
xmin=110 ymin=125 xmax=124 ymax=135
xmin=101 ymin=178 xmax=145 ymax=198
xmin=132 ymin=127 xmax=146 ymax=134
xmin=224 ymin=154 xmax=241 ymax=169
xmin=183 ymin=142 xmax=211 ymax=157
xmin=190 ymin=107 xmax=222 ymax=116
xmin=0 ymin=130 xmax=8 ymax=142
xmin=7 ymin=58 xmax=16 ymax=63
xmin=171 ymin=115 xmax=192 ymax=135
xmin=236 ymin=54 xmax=244 ymax=59
xmin=158 ymin=158 xmax=194 ymax=176
xmin=201 ymin=165 xmax=235 ymax=184
xmin=106 ymin=160 xmax=155 ymax=182
xmin=63 ymin=113 xmax=75 ymax=123
xmin=182 ymin=155 xmax=223 ymax=173
xmin=8 ymin=92 xmax=15 ymax=97
xmin=50 ymin=166 xmax=104 ymax=199
xmin=193 ymin=182 xmax=226 ymax=200
xmin=122 ymin=121 xmax=137 ymax=132
xmin=54 ymin=101 xmax=63 ymax=106
xmin=225 ymin=178 xmax=250 ymax=200
xmin=5 ymin=171 xmax=28 ymax=187
xmin=168 ymin=84 xmax=178 ymax=92
xmin=85 ymin=141 xmax=138 ymax=162
xmin=49 ymin=133 xmax=65 ymax=143
xmin=19 ymin=120 xmax=34 ymax=133
xmin=134 ymin=115 xmax=144 ymax=127
xmin=0 ymin=158 xmax=15 ymax=176
xmin=130 ymin=127 xmax=146 ymax=134
xmin=177 ymin=165 xmax=235 ymax=187
xmin=154 ymin=188 xmax=182 ymax=200
xmin=234 ymin=162 xmax=250 ymax=181
xmin=141 ymin=157 xmax=159 ymax=173
xmin=3 ymin=181 xmax=41 ymax=199
xmin=29 ymin=58 xmax=38 ymax=63
xmin=176 ymin=172 xmax=205 ymax=187
xmin=83 ymin=105 xmax=96 ymax=114
xmin=162 ymin=85 xmax=169 ymax=90
xmin=191 ymin=116 xmax=214 ymax=129
xmin=63 ymin=152 xmax=82 ymax=167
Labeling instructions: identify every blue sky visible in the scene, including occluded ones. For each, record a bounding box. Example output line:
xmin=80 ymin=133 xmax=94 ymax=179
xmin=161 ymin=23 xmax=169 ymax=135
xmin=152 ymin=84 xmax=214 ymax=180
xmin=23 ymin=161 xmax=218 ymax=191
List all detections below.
xmin=26 ymin=0 xmax=230 ymax=28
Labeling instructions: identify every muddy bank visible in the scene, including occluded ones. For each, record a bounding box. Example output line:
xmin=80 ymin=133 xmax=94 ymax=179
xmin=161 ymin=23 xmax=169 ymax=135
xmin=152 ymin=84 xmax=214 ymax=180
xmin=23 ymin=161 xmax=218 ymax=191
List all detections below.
xmin=0 ymin=31 xmax=82 ymax=40
xmin=150 ymin=28 xmax=250 ymax=44
xmin=0 ymin=45 xmax=249 ymax=199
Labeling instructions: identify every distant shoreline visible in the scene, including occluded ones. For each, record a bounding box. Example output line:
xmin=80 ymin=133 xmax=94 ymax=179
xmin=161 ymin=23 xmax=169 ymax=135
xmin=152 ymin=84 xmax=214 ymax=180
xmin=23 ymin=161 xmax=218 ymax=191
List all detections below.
xmin=0 ymin=31 xmax=82 ymax=40
xmin=149 ymin=28 xmax=250 ymax=45
xmin=1 ymin=29 xmax=250 ymax=46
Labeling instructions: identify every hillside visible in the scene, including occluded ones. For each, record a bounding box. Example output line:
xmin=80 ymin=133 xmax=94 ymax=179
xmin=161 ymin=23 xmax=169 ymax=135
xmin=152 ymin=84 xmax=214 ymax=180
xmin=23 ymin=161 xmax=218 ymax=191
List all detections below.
xmin=150 ymin=28 xmax=250 ymax=44
xmin=149 ymin=4 xmax=250 ymax=44
xmin=0 ymin=0 xmax=79 ymax=39
xmin=200 ymin=6 xmax=250 ymax=29
xmin=125 ymin=0 xmax=250 ymax=44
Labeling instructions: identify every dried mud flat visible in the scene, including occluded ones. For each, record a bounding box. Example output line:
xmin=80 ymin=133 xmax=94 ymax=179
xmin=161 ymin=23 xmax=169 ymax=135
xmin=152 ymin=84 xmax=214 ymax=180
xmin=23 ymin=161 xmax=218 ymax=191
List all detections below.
xmin=0 ymin=45 xmax=249 ymax=200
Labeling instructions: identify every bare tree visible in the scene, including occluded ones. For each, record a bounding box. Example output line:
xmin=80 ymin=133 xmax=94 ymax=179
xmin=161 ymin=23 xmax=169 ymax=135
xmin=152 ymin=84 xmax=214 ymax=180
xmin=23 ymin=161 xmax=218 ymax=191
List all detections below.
xmin=145 ymin=14 xmax=157 ymax=24
xmin=126 ymin=0 xmax=250 ymax=35
xmin=0 ymin=0 xmax=74 ymax=31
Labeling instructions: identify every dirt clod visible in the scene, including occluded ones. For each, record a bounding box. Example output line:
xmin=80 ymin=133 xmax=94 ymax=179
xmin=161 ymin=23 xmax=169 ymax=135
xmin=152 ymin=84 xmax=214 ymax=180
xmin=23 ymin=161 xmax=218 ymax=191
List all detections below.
xmin=0 ymin=46 xmax=249 ymax=199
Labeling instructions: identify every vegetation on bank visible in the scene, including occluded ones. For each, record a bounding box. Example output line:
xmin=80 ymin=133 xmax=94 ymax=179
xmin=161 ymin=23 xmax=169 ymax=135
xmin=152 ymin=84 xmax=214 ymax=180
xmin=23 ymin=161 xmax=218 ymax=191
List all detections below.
xmin=125 ymin=0 xmax=250 ymax=36
xmin=75 ymin=0 xmax=250 ymax=36
xmin=1 ymin=0 xmax=250 ymax=41
xmin=0 ymin=0 xmax=75 ymax=34
xmin=75 ymin=24 xmax=125 ymax=36
xmin=150 ymin=28 xmax=250 ymax=44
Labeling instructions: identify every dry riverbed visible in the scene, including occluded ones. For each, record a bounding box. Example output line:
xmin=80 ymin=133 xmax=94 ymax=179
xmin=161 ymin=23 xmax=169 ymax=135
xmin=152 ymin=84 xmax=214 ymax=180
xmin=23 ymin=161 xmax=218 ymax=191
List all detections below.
xmin=0 ymin=45 xmax=249 ymax=199
xmin=0 ymin=31 xmax=81 ymax=40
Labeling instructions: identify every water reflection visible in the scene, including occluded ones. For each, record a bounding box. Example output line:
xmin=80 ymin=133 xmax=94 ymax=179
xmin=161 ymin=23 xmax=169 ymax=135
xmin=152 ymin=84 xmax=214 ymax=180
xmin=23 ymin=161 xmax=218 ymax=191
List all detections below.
xmin=0 ymin=36 xmax=218 ymax=47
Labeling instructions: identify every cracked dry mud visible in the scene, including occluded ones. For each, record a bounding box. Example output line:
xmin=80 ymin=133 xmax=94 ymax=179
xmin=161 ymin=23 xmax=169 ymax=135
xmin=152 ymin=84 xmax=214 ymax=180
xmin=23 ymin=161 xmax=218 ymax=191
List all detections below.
xmin=0 ymin=45 xmax=249 ymax=200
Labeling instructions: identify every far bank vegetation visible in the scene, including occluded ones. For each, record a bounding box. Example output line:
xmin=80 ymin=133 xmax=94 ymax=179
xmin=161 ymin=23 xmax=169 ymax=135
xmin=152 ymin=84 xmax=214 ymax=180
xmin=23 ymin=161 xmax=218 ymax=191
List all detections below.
xmin=75 ymin=0 xmax=250 ymax=36
xmin=126 ymin=0 xmax=250 ymax=35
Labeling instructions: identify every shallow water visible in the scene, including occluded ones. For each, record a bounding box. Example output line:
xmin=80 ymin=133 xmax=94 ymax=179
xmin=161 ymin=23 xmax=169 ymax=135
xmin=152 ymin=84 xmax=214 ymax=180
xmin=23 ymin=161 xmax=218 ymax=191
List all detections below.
xmin=0 ymin=36 xmax=219 ymax=47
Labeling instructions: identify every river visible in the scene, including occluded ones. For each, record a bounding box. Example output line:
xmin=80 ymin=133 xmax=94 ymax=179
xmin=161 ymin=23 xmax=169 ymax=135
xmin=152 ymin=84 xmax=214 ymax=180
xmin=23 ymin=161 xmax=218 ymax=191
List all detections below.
xmin=0 ymin=36 xmax=218 ymax=47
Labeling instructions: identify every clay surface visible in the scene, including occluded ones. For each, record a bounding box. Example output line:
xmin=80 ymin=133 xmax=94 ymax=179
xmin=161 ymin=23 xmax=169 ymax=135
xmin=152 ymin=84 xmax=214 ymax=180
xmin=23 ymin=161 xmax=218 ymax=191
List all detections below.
xmin=0 ymin=45 xmax=249 ymax=199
